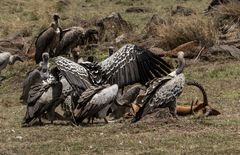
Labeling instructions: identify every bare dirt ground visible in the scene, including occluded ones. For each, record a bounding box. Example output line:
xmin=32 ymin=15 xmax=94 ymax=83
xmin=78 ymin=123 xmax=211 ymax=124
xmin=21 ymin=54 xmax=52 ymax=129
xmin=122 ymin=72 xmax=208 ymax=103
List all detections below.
xmin=0 ymin=60 xmax=239 ymax=155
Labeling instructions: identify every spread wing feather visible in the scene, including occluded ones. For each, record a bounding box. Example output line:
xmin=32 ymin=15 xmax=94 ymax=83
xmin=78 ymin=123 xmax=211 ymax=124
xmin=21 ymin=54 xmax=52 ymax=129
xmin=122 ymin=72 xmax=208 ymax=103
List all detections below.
xmin=135 ymin=77 xmax=172 ymax=118
xmin=99 ymin=44 xmax=172 ymax=88
xmin=55 ymin=56 xmax=92 ymax=92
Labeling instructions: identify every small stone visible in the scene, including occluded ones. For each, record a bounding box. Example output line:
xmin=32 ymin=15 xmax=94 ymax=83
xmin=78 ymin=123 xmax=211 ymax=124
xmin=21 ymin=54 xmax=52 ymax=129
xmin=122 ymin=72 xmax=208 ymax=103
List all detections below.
xmin=16 ymin=136 xmax=23 ymax=140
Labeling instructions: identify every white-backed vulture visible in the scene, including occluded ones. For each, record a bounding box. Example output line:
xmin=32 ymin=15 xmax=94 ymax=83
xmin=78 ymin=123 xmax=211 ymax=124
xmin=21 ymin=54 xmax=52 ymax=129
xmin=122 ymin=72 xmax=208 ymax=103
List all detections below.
xmin=35 ymin=14 xmax=61 ymax=64
xmin=21 ymin=67 xmax=63 ymax=127
xmin=20 ymin=53 xmax=50 ymax=104
xmin=0 ymin=52 xmax=23 ymax=80
xmin=55 ymin=27 xmax=98 ymax=56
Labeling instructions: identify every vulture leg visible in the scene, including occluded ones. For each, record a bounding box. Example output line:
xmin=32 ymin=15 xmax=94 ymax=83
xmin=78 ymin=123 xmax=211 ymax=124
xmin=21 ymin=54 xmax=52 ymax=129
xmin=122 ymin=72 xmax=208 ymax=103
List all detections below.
xmin=49 ymin=97 xmax=64 ymax=124
xmin=87 ymin=117 xmax=91 ymax=124
xmin=104 ymin=118 xmax=108 ymax=124
xmin=38 ymin=116 xmax=43 ymax=126
xmin=169 ymin=100 xmax=178 ymax=119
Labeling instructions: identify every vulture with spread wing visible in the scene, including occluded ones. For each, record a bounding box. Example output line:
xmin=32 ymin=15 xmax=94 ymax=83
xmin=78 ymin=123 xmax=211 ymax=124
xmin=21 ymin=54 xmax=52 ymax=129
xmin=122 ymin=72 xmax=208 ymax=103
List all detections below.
xmin=54 ymin=44 xmax=171 ymax=124
xmin=55 ymin=44 xmax=171 ymax=90
xmin=132 ymin=52 xmax=186 ymax=122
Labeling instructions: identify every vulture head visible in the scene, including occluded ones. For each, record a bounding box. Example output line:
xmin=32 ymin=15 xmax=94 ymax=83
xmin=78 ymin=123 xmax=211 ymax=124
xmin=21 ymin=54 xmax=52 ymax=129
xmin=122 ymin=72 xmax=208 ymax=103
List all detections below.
xmin=53 ymin=14 xmax=60 ymax=23
xmin=108 ymin=46 xmax=117 ymax=57
xmin=9 ymin=55 xmax=23 ymax=65
xmin=42 ymin=52 xmax=49 ymax=63
xmin=83 ymin=28 xmax=99 ymax=44
xmin=50 ymin=67 xmax=61 ymax=81
xmin=176 ymin=51 xmax=185 ymax=75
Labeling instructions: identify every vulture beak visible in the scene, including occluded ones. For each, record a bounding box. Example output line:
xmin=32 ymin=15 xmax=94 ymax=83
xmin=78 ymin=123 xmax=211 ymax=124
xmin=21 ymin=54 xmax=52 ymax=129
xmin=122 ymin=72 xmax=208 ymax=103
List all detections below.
xmin=53 ymin=14 xmax=60 ymax=21
xmin=16 ymin=56 xmax=24 ymax=62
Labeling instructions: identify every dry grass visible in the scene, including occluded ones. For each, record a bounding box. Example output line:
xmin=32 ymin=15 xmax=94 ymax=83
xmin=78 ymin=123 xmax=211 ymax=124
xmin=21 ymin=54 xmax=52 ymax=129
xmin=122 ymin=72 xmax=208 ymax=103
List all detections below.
xmin=154 ymin=15 xmax=217 ymax=50
xmin=1 ymin=0 xmax=240 ymax=154
xmin=212 ymin=1 xmax=240 ymax=39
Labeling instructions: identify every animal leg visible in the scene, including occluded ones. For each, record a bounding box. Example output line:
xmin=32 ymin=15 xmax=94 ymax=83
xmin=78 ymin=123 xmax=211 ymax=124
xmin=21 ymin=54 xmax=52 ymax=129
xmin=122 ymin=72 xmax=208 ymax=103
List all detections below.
xmin=91 ymin=117 xmax=94 ymax=124
xmin=169 ymin=101 xmax=178 ymax=119
xmin=38 ymin=116 xmax=43 ymax=126
xmin=104 ymin=117 xmax=108 ymax=124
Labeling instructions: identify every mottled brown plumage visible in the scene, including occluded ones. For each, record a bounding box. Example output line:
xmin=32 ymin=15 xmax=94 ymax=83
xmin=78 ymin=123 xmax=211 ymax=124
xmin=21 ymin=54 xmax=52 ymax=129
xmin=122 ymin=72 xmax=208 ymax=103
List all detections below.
xmin=35 ymin=14 xmax=61 ymax=64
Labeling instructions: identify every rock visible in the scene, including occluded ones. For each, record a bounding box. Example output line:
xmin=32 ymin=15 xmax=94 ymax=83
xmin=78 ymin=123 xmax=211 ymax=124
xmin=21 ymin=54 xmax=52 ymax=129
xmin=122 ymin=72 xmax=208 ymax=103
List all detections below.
xmin=126 ymin=6 xmax=151 ymax=13
xmin=171 ymin=6 xmax=196 ymax=16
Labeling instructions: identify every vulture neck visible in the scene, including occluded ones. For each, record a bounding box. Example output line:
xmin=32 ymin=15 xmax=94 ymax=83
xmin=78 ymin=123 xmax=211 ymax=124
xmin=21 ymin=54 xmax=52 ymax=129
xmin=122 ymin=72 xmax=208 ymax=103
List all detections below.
xmin=175 ymin=55 xmax=185 ymax=75
xmin=168 ymin=52 xmax=185 ymax=77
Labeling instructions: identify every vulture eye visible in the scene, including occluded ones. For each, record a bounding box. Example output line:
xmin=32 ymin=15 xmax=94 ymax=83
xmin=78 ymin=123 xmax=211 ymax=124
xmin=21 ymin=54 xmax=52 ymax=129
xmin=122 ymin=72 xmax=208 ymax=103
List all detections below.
xmin=42 ymin=68 xmax=48 ymax=73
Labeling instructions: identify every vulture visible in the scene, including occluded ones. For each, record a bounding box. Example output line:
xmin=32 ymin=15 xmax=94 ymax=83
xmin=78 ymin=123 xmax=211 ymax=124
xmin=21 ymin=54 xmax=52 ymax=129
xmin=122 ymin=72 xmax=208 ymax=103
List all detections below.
xmin=110 ymin=84 xmax=146 ymax=119
xmin=55 ymin=27 xmax=98 ymax=56
xmin=132 ymin=51 xmax=186 ymax=122
xmin=21 ymin=67 xmax=63 ymax=127
xmin=0 ymin=52 xmax=23 ymax=80
xmin=73 ymin=84 xmax=119 ymax=124
xmin=54 ymin=44 xmax=171 ymax=124
xmin=116 ymin=84 xmax=146 ymax=106
xmin=20 ymin=53 xmax=50 ymax=104
xmin=35 ymin=14 xmax=61 ymax=64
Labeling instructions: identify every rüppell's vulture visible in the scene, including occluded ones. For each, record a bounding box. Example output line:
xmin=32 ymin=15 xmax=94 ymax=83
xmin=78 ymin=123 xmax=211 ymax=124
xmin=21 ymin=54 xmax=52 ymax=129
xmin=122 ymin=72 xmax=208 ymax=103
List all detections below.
xmin=0 ymin=52 xmax=23 ymax=80
xmin=132 ymin=52 xmax=186 ymax=122
xmin=54 ymin=44 xmax=172 ymax=92
xmin=21 ymin=67 xmax=63 ymax=127
xmin=35 ymin=14 xmax=61 ymax=64
xmin=55 ymin=27 xmax=98 ymax=56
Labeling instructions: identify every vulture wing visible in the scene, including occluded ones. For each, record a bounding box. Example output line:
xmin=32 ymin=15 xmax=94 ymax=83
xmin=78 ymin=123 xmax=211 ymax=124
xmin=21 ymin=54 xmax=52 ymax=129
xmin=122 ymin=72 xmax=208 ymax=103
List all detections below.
xmin=55 ymin=27 xmax=84 ymax=56
xmin=135 ymin=76 xmax=172 ymax=119
xmin=20 ymin=69 xmax=43 ymax=104
xmin=27 ymin=81 xmax=50 ymax=106
xmin=35 ymin=27 xmax=57 ymax=64
xmin=74 ymin=84 xmax=118 ymax=123
xmin=99 ymin=44 xmax=172 ymax=88
xmin=0 ymin=52 xmax=9 ymax=66
xmin=55 ymin=56 xmax=92 ymax=93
